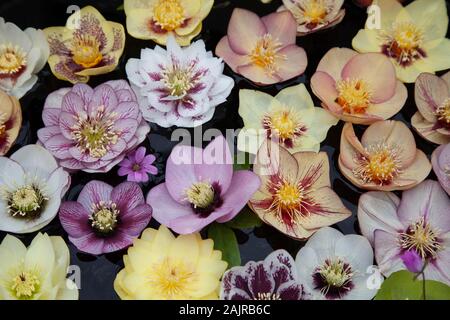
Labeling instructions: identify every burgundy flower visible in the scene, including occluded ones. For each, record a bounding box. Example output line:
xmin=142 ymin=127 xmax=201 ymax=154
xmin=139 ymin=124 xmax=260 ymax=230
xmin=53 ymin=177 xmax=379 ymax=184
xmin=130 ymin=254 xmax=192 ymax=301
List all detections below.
xmin=118 ymin=147 xmax=158 ymax=183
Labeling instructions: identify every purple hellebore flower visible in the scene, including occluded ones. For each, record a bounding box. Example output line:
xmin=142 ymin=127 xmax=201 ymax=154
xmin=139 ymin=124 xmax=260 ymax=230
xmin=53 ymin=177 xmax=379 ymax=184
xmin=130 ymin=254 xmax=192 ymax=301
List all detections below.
xmin=146 ymin=135 xmax=261 ymax=234
xmin=358 ymin=180 xmax=450 ymax=285
xmin=59 ymin=180 xmax=152 ymax=255
xmin=432 ymin=143 xmax=450 ymax=196
xmin=118 ymin=147 xmax=158 ymax=183
xmin=400 ymin=250 xmax=424 ymax=274
xmin=220 ymin=249 xmax=303 ymax=300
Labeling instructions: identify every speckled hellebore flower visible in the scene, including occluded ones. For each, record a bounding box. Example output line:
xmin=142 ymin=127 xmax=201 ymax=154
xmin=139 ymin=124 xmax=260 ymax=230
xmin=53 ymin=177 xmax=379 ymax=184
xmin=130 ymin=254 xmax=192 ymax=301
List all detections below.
xmin=118 ymin=147 xmax=158 ymax=183
xmin=311 ymin=48 xmax=407 ymax=125
xmin=0 ymin=233 xmax=78 ymax=300
xmin=432 ymin=143 xmax=450 ymax=196
xmin=59 ymin=181 xmax=152 ymax=255
xmin=249 ymin=140 xmax=351 ymax=240
xmin=37 ymin=80 xmax=150 ymax=173
xmin=0 ymin=18 xmax=49 ymax=98
xmin=0 ymin=89 xmax=22 ymax=156
xmin=147 ymin=135 xmax=260 ymax=234
xmin=124 ymin=0 xmax=213 ymax=46
xmin=114 ymin=225 xmax=228 ymax=300
xmin=352 ymin=0 xmax=450 ymax=83
xmin=237 ymin=84 xmax=338 ymax=154
xmin=358 ymin=180 xmax=450 ymax=285
xmin=339 ymin=121 xmax=431 ymax=191
xmin=0 ymin=145 xmax=70 ymax=234
xmin=216 ymin=8 xmax=307 ymax=86
xmin=126 ymin=36 xmax=234 ymax=128
xmin=221 ymin=249 xmax=304 ymax=300
xmin=277 ymin=0 xmax=346 ymax=36
xmin=412 ymin=72 xmax=450 ymax=145
xmin=44 ymin=6 xmax=125 ymax=83
xmin=295 ymin=227 xmax=381 ymax=300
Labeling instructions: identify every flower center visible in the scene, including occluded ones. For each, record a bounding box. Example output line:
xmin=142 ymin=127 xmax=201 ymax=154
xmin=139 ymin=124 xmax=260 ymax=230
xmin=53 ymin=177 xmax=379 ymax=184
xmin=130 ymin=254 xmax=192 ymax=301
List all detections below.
xmin=301 ymin=0 xmax=329 ymax=25
xmin=89 ymin=201 xmax=119 ymax=234
xmin=250 ymin=34 xmax=285 ymax=75
xmin=4 ymin=185 xmax=48 ymax=219
xmin=161 ymin=62 xmax=197 ymax=97
xmin=435 ymin=98 xmax=450 ymax=128
xmin=0 ymin=43 xmax=27 ymax=77
xmin=254 ymin=292 xmax=281 ymax=300
xmin=71 ymin=106 xmax=120 ymax=158
xmin=153 ymin=0 xmax=185 ymax=31
xmin=336 ymin=79 xmax=372 ymax=114
xmin=186 ymin=181 xmax=215 ymax=210
xmin=263 ymin=108 xmax=307 ymax=147
xmin=313 ymin=258 xmax=354 ymax=299
xmin=400 ymin=217 xmax=443 ymax=260
xmin=11 ymin=271 xmax=40 ymax=299
xmin=71 ymin=35 xmax=103 ymax=68
xmin=132 ymin=163 xmax=141 ymax=172
xmin=276 ymin=183 xmax=303 ymax=207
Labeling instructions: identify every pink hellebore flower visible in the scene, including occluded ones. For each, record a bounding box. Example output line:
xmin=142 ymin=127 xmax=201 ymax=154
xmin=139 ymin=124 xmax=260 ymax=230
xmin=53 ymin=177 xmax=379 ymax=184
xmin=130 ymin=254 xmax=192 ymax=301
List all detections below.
xmin=118 ymin=147 xmax=158 ymax=183
xmin=431 ymin=143 xmax=450 ymax=196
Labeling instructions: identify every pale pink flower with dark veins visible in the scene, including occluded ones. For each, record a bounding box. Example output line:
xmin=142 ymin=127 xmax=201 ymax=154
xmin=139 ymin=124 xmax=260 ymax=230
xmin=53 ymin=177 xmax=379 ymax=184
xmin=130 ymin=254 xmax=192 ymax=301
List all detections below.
xmin=118 ymin=147 xmax=157 ymax=183
xmin=432 ymin=143 xmax=450 ymax=196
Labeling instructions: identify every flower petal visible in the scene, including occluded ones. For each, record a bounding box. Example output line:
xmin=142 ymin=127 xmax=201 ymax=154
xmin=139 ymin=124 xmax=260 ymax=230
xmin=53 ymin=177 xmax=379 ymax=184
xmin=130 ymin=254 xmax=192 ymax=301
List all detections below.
xmin=78 ymin=180 xmax=113 ymax=212
xmin=261 ymin=11 xmax=296 ymax=48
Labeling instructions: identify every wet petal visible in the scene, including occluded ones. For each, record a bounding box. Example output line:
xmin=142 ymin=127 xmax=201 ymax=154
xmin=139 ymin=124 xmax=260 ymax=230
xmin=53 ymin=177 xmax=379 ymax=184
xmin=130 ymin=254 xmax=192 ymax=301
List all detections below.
xmin=414 ymin=72 xmax=448 ymax=122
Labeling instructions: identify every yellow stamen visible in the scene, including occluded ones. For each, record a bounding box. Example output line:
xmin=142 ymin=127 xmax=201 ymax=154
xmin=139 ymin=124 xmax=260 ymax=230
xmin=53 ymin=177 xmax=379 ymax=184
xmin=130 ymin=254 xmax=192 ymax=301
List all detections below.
xmin=255 ymin=292 xmax=281 ymax=300
xmin=0 ymin=43 xmax=27 ymax=75
xmin=435 ymin=98 xmax=450 ymax=125
xmin=153 ymin=0 xmax=185 ymax=31
xmin=89 ymin=201 xmax=119 ymax=233
xmin=161 ymin=61 xmax=196 ymax=97
xmin=249 ymin=34 xmax=286 ymax=75
xmin=4 ymin=184 xmax=48 ymax=218
xmin=400 ymin=218 xmax=443 ymax=259
xmin=263 ymin=108 xmax=306 ymax=144
xmin=336 ymin=79 xmax=372 ymax=114
xmin=11 ymin=271 xmax=40 ymax=299
xmin=301 ymin=0 xmax=329 ymax=25
xmin=316 ymin=259 xmax=353 ymax=296
xmin=185 ymin=181 xmax=215 ymax=209
xmin=71 ymin=35 xmax=103 ymax=68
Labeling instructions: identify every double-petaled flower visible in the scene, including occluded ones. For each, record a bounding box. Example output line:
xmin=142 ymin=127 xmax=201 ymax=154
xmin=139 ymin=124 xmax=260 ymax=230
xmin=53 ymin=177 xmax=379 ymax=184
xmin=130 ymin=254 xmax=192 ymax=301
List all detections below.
xmin=0 ymin=89 xmax=22 ymax=156
xmin=432 ymin=143 xmax=450 ymax=196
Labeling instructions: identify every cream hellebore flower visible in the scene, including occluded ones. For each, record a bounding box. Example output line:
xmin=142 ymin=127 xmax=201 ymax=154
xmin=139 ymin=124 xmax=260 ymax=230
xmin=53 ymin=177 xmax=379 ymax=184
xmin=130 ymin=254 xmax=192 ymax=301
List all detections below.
xmin=352 ymin=0 xmax=450 ymax=83
xmin=0 ymin=233 xmax=78 ymax=300
xmin=0 ymin=18 xmax=49 ymax=98
xmin=237 ymin=84 xmax=338 ymax=154
xmin=0 ymin=89 xmax=22 ymax=156
xmin=124 ymin=0 xmax=213 ymax=46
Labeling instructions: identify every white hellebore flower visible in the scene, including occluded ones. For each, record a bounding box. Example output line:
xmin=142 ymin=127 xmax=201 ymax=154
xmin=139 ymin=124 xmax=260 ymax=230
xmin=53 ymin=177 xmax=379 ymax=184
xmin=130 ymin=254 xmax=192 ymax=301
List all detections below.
xmin=295 ymin=227 xmax=382 ymax=300
xmin=126 ymin=36 xmax=234 ymax=128
xmin=0 ymin=144 xmax=70 ymax=233
xmin=0 ymin=18 xmax=49 ymax=98
xmin=0 ymin=233 xmax=78 ymax=300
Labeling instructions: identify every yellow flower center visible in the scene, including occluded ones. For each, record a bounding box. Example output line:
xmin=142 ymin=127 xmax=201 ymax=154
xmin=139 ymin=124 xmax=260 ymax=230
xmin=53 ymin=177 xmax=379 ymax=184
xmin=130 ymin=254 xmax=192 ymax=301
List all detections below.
xmin=276 ymin=183 xmax=303 ymax=207
xmin=249 ymin=34 xmax=286 ymax=75
xmin=336 ymin=79 xmax=372 ymax=114
xmin=301 ymin=0 xmax=329 ymax=24
xmin=186 ymin=181 xmax=215 ymax=209
xmin=0 ymin=43 xmax=27 ymax=76
xmin=11 ymin=271 xmax=40 ymax=299
xmin=316 ymin=259 xmax=353 ymax=290
xmin=153 ymin=0 xmax=185 ymax=31
xmin=4 ymin=185 xmax=48 ymax=219
xmin=400 ymin=218 xmax=443 ymax=260
xmin=263 ymin=108 xmax=307 ymax=147
xmin=435 ymin=98 xmax=450 ymax=125
xmin=161 ymin=62 xmax=196 ymax=97
xmin=89 ymin=201 xmax=119 ymax=234
xmin=71 ymin=35 xmax=103 ymax=68
xmin=255 ymin=292 xmax=281 ymax=300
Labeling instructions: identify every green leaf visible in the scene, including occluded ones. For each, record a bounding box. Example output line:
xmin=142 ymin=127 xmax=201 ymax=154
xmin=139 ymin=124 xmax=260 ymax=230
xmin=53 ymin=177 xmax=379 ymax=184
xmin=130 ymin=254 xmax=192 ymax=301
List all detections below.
xmin=116 ymin=4 xmax=124 ymax=11
xmin=375 ymin=270 xmax=450 ymax=300
xmin=233 ymin=152 xmax=252 ymax=171
xmin=207 ymin=223 xmax=241 ymax=268
xmin=226 ymin=206 xmax=262 ymax=229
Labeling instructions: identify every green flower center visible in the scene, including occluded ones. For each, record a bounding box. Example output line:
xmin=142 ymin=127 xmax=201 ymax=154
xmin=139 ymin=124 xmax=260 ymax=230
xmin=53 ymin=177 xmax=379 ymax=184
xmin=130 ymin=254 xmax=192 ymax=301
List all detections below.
xmin=89 ymin=201 xmax=119 ymax=234
xmin=6 ymin=185 xmax=47 ymax=219
xmin=11 ymin=271 xmax=40 ymax=299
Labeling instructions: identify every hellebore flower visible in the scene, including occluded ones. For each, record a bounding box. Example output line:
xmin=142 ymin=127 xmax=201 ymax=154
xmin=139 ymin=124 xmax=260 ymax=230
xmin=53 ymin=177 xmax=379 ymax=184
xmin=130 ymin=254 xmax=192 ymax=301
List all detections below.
xmin=352 ymin=0 xmax=450 ymax=83
xmin=237 ymin=84 xmax=338 ymax=154
xmin=216 ymin=8 xmax=307 ymax=86
xmin=358 ymin=180 xmax=450 ymax=285
xmin=278 ymin=0 xmax=346 ymax=36
xmin=37 ymin=80 xmax=150 ymax=173
xmin=295 ymin=227 xmax=381 ymax=300
xmin=432 ymin=143 xmax=450 ymax=196
xmin=0 ymin=145 xmax=70 ymax=234
xmin=311 ymin=48 xmax=407 ymax=125
xmin=0 ymin=233 xmax=78 ymax=300
xmin=147 ymin=135 xmax=260 ymax=234
xmin=412 ymin=72 xmax=450 ymax=145
xmin=0 ymin=18 xmax=49 ymax=98
xmin=59 ymin=180 xmax=152 ymax=255
xmin=124 ymin=0 xmax=213 ymax=46
xmin=221 ymin=249 xmax=303 ymax=300
xmin=339 ymin=121 xmax=431 ymax=191
xmin=249 ymin=140 xmax=351 ymax=240
xmin=0 ymin=89 xmax=22 ymax=156
xmin=118 ymin=147 xmax=158 ymax=183
xmin=44 ymin=6 xmax=125 ymax=84
xmin=114 ymin=225 xmax=228 ymax=300
xmin=126 ymin=36 xmax=234 ymax=128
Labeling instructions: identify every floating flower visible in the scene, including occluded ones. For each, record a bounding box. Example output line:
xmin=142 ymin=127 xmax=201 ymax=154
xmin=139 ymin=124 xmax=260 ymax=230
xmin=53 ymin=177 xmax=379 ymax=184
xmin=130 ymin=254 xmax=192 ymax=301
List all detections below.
xmin=114 ymin=225 xmax=227 ymax=300
xmin=0 ymin=233 xmax=78 ymax=300
xmin=118 ymin=147 xmax=158 ymax=183
xmin=147 ymin=135 xmax=260 ymax=234
xmin=412 ymin=72 xmax=450 ymax=145
xmin=311 ymin=48 xmax=407 ymax=125
xmin=37 ymin=80 xmax=150 ymax=173
xmin=0 ymin=89 xmax=22 ymax=155
xmin=237 ymin=84 xmax=338 ymax=154
xmin=277 ymin=0 xmax=346 ymax=36
xmin=44 ymin=6 xmax=125 ymax=83
xmin=0 ymin=18 xmax=49 ymax=98
xmin=216 ymin=8 xmax=307 ymax=86
xmin=0 ymin=145 xmax=70 ymax=234
xmin=124 ymin=0 xmax=213 ymax=46
xmin=352 ymin=0 xmax=450 ymax=83
xmin=295 ymin=227 xmax=381 ymax=300
xmin=221 ymin=249 xmax=303 ymax=300
xmin=59 ymin=180 xmax=152 ymax=255
xmin=339 ymin=121 xmax=431 ymax=191
xmin=126 ymin=37 xmax=234 ymax=128
xmin=249 ymin=141 xmax=351 ymax=240
xmin=431 ymin=143 xmax=450 ymax=196
xmin=358 ymin=180 xmax=450 ymax=285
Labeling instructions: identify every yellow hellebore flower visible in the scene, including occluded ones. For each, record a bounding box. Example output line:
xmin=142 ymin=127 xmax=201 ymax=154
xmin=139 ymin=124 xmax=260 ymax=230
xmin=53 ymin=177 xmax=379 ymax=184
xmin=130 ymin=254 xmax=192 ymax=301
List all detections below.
xmin=44 ymin=6 xmax=125 ymax=84
xmin=124 ymin=0 xmax=214 ymax=46
xmin=114 ymin=225 xmax=228 ymax=300
xmin=352 ymin=0 xmax=450 ymax=83
xmin=0 ymin=233 xmax=78 ymax=300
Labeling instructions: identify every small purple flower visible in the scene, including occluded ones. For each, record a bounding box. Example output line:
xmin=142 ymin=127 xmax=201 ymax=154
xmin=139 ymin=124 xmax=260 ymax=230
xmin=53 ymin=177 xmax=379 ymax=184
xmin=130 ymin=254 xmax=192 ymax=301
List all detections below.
xmin=401 ymin=250 xmax=424 ymax=274
xmin=59 ymin=180 xmax=152 ymax=255
xmin=118 ymin=147 xmax=158 ymax=183
xmin=220 ymin=250 xmax=303 ymax=300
